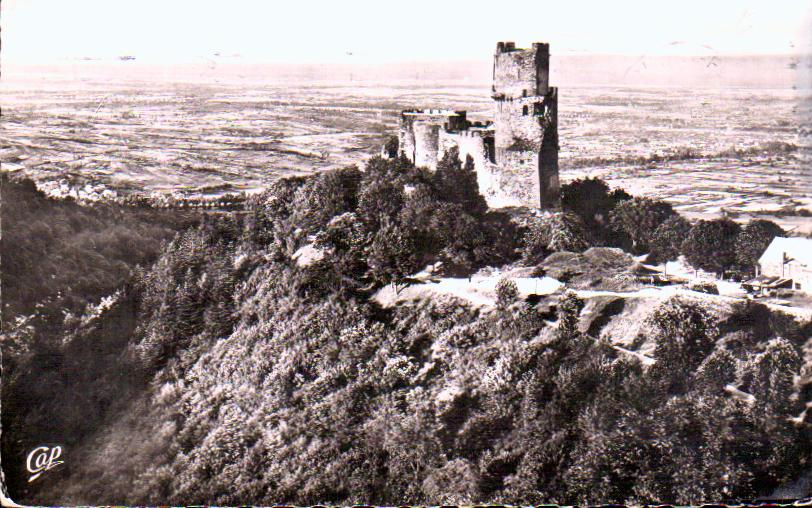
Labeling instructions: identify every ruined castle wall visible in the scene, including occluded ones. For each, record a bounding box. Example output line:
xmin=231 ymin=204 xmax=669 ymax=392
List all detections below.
xmin=537 ymin=88 xmax=560 ymax=208
xmin=399 ymin=115 xmax=417 ymax=163
xmin=491 ymin=86 xmax=559 ymax=208
xmin=396 ymin=42 xmax=558 ymax=209
xmin=413 ymin=121 xmax=441 ymax=169
xmin=492 ymin=43 xmax=549 ymax=98
xmin=439 ymin=131 xmax=488 ymax=169
xmin=497 ymin=145 xmax=540 ymax=205
xmin=493 ymin=96 xmax=546 ymax=163
xmin=439 ymin=130 xmax=498 ymax=196
xmin=399 ymin=111 xmax=467 ymax=169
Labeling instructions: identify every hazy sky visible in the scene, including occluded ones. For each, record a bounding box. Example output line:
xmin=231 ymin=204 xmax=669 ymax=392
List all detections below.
xmin=3 ymin=0 xmax=811 ymax=64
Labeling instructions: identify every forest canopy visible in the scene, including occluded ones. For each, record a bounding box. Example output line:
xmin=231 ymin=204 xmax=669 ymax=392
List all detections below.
xmin=1 ymin=160 xmax=810 ymax=506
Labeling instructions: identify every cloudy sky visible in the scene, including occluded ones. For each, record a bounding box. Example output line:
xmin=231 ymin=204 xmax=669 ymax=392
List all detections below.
xmin=3 ymin=0 xmax=811 ymax=64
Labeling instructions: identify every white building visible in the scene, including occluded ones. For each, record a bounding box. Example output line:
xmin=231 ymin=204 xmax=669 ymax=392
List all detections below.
xmin=758 ymin=236 xmax=812 ymax=293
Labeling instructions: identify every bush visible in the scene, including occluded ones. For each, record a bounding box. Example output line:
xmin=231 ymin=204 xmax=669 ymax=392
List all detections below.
xmin=649 ymin=215 xmax=692 ymax=264
xmin=495 ymin=278 xmax=519 ymax=309
xmin=687 ymin=281 xmax=719 ymax=295
xmin=648 ymin=296 xmax=719 ymax=385
xmin=735 ymin=219 xmax=785 ymax=274
xmin=609 ymin=197 xmax=676 ymax=254
xmin=522 ymin=211 xmax=590 ymax=264
xmin=681 ymin=218 xmax=742 ymax=276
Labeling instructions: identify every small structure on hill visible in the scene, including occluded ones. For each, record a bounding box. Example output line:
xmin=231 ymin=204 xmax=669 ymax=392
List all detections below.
xmin=753 ymin=236 xmax=812 ymax=294
xmin=397 ymin=42 xmax=559 ymax=209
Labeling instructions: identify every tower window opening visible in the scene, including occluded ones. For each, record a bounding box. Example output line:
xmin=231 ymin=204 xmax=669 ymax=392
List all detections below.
xmin=522 ymin=105 xmax=529 ymax=116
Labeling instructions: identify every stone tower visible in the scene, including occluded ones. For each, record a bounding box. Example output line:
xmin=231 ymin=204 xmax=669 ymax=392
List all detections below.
xmin=491 ymin=42 xmax=560 ymax=208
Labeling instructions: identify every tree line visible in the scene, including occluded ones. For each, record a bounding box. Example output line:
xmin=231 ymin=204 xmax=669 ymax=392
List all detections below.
xmin=549 ymin=177 xmax=787 ymax=278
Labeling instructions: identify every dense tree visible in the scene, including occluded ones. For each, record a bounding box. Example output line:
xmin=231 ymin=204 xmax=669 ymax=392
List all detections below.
xmin=313 ymin=212 xmax=371 ymax=283
xmin=649 ymin=215 xmax=692 ymax=265
xmin=366 ymin=220 xmax=420 ymax=289
xmin=433 ymin=147 xmax=488 ymax=217
xmin=681 ymin=218 xmax=742 ymax=276
xmin=560 ymin=177 xmax=631 ymax=244
xmin=384 ymin=135 xmax=399 ymax=158
xmin=609 ymin=197 xmax=676 ymax=254
xmin=695 ymin=348 xmax=737 ymax=393
xmin=10 ymin=156 xmax=812 ymax=507
xmin=735 ymin=219 xmax=785 ymax=274
xmin=290 ymin=166 xmax=363 ymax=234
xmin=521 ymin=211 xmax=590 ymax=264
xmin=0 ymin=174 xmax=197 ymax=320
xmin=357 ymin=178 xmax=405 ymax=231
xmin=747 ymin=338 xmax=801 ymax=415
xmin=648 ymin=296 xmax=719 ymax=390
xmin=432 ymin=204 xmax=489 ymax=276
xmin=247 ymin=176 xmax=307 ymax=222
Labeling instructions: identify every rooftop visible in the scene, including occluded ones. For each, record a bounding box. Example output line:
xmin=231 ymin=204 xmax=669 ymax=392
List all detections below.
xmin=759 ymin=236 xmax=812 ymax=266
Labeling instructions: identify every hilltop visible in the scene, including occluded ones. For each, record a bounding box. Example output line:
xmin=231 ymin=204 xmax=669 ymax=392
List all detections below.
xmin=3 ymin=152 xmax=811 ymax=505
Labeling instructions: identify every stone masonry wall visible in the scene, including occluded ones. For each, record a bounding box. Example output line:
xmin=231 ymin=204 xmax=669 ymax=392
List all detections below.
xmin=399 ymin=111 xmax=467 ymax=169
xmin=398 ymin=115 xmax=417 ymax=163
xmin=413 ymin=122 xmax=441 ymax=169
xmin=439 ymin=130 xmax=498 ymax=198
xmin=396 ymin=42 xmax=558 ymax=209
xmin=537 ymin=88 xmax=560 ymax=208
xmin=492 ymin=43 xmax=549 ymax=99
xmin=493 ymin=96 xmax=546 ymax=162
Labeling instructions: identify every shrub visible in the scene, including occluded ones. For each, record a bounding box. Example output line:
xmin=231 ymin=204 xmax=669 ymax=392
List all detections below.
xmin=561 ymin=177 xmax=631 ymax=244
xmin=687 ymin=281 xmax=719 ymax=295
xmin=735 ymin=219 xmax=785 ymax=274
xmin=649 ymin=215 xmax=692 ymax=264
xmin=681 ymin=218 xmax=742 ymax=276
xmin=648 ymin=296 xmax=719 ymax=382
xmin=609 ymin=197 xmax=676 ymax=254
xmin=522 ymin=212 xmax=589 ymax=264
xmin=495 ymin=278 xmax=519 ymax=309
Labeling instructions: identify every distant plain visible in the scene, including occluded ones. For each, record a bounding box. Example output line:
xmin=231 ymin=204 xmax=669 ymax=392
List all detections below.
xmin=2 ymin=56 xmax=810 ymax=231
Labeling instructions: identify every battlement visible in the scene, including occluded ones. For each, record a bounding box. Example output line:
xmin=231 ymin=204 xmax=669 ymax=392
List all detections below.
xmin=395 ymin=40 xmax=558 ymax=209
xmin=446 ymin=126 xmax=495 ymax=138
xmin=496 ymin=41 xmax=549 ymax=54
xmin=496 ymin=41 xmax=517 ymax=53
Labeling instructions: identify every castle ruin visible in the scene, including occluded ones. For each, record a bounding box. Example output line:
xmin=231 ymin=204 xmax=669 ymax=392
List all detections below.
xmin=397 ymin=42 xmax=559 ymax=209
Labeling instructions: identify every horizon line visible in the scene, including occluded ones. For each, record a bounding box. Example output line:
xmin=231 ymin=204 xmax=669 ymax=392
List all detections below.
xmin=4 ymin=52 xmax=810 ymax=66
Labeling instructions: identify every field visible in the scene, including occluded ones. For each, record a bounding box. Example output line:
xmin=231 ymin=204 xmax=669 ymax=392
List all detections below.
xmin=2 ymin=61 xmax=811 ymax=230
xmin=2 ymin=60 xmax=812 ymax=504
